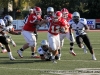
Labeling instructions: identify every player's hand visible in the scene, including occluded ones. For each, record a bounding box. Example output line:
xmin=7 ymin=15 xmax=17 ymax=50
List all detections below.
xmin=44 ymin=15 xmax=47 ymax=19
xmin=59 ymin=27 xmax=66 ymax=33
xmin=17 ymin=32 xmax=21 ymax=35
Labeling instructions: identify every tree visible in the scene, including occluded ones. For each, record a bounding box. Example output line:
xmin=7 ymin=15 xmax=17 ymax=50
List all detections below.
xmin=86 ymin=0 xmax=100 ymax=18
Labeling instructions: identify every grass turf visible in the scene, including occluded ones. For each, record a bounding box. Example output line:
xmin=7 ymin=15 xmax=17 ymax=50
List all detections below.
xmin=0 ymin=31 xmax=100 ymax=75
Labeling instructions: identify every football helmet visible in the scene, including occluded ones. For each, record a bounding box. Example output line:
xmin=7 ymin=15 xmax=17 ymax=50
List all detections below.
xmin=29 ymin=8 xmax=33 ymax=14
xmin=41 ymin=40 xmax=49 ymax=51
xmin=61 ymin=8 xmax=69 ymax=19
xmin=41 ymin=40 xmax=48 ymax=46
xmin=72 ymin=12 xmax=80 ymax=22
xmin=4 ymin=15 xmax=13 ymax=26
xmin=47 ymin=7 xmax=54 ymax=16
xmin=53 ymin=11 xmax=62 ymax=22
xmin=33 ymin=7 xmax=42 ymax=16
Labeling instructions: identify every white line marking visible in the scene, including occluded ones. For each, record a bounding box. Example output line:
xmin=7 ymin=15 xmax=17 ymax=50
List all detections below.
xmin=0 ymin=67 xmax=100 ymax=75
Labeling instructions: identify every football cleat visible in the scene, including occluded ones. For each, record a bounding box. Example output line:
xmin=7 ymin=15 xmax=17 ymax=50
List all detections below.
xmin=1 ymin=49 xmax=7 ymax=53
xmin=70 ymin=50 xmax=76 ymax=56
xmin=17 ymin=50 xmax=23 ymax=58
xmin=10 ymin=57 xmax=15 ymax=60
xmin=92 ymin=54 xmax=97 ymax=60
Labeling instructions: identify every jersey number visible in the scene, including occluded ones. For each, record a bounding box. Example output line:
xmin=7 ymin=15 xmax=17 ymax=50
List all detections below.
xmin=51 ymin=26 xmax=60 ymax=33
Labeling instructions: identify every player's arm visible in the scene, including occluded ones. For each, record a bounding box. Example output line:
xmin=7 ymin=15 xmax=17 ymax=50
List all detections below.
xmin=83 ymin=19 xmax=89 ymax=32
xmin=60 ymin=19 xmax=69 ymax=33
xmin=84 ymin=24 xmax=89 ymax=32
xmin=36 ymin=19 xmax=48 ymax=26
xmin=8 ymin=28 xmax=21 ymax=35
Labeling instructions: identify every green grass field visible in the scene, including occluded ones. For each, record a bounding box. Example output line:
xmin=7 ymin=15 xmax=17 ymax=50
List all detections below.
xmin=0 ymin=31 xmax=100 ymax=75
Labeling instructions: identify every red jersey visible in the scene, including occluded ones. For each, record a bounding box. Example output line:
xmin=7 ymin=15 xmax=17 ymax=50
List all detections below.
xmin=62 ymin=13 xmax=72 ymax=33
xmin=23 ymin=14 xmax=42 ymax=31
xmin=48 ymin=18 xmax=68 ymax=35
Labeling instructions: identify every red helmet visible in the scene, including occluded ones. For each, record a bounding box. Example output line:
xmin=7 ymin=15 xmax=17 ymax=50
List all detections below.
xmin=61 ymin=8 xmax=69 ymax=19
xmin=54 ymin=11 xmax=62 ymax=18
xmin=53 ymin=11 xmax=62 ymax=22
xmin=33 ymin=7 xmax=42 ymax=15
xmin=61 ymin=8 xmax=69 ymax=14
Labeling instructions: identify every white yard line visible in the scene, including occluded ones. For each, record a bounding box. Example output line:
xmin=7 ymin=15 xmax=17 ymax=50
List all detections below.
xmin=0 ymin=67 xmax=100 ymax=75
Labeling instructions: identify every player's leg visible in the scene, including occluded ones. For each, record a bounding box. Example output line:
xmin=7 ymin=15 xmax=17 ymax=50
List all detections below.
xmin=79 ymin=37 xmax=87 ymax=53
xmin=48 ymin=33 xmax=58 ymax=63
xmin=30 ymin=32 xmax=39 ymax=58
xmin=17 ymin=31 xmax=38 ymax=58
xmin=55 ymin=34 xmax=61 ymax=60
xmin=76 ymin=35 xmax=87 ymax=54
xmin=82 ymin=35 xmax=96 ymax=60
xmin=0 ymin=36 xmax=15 ymax=60
xmin=66 ymin=33 xmax=76 ymax=56
xmin=17 ymin=43 xmax=29 ymax=58
xmin=76 ymin=36 xmax=84 ymax=48
xmin=34 ymin=29 xmax=38 ymax=41
xmin=58 ymin=33 xmax=65 ymax=60
xmin=0 ymin=42 xmax=7 ymax=53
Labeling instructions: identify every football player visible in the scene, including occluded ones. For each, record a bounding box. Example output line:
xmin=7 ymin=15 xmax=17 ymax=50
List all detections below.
xmin=37 ymin=40 xmax=52 ymax=61
xmin=17 ymin=6 xmax=44 ymax=58
xmin=0 ymin=15 xmax=21 ymax=60
xmin=44 ymin=7 xmax=54 ymax=27
xmin=58 ymin=8 xmax=76 ymax=58
xmin=47 ymin=11 xmax=69 ymax=63
xmin=69 ymin=12 xmax=96 ymax=60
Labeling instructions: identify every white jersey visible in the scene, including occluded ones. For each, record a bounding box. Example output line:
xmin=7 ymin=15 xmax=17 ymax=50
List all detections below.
xmin=0 ymin=19 xmax=5 ymax=27
xmin=69 ymin=18 xmax=87 ymax=37
xmin=5 ymin=25 xmax=13 ymax=32
xmin=37 ymin=46 xmax=49 ymax=55
xmin=0 ymin=19 xmax=5 ymax=36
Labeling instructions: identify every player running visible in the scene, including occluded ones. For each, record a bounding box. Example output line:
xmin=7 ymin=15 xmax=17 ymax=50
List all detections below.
xmin=47 ymin=11 xmax=69 ymax=63
xmin=17 ymin=6 xmax=44 ymax=58
xmin=58 ymin=8 xmax=76 ymax=59
xmin=0 ymin=15 xmax=21 ymax=60
xmin=69 ymin=12 xmax=96 ymax=60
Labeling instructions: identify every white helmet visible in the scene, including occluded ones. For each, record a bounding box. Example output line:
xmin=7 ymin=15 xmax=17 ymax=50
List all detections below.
xmin=29 ymin=9 xmax=33 ymax=14
xmin=41 ymin=40 xmax=48 ymax=46
xmin=72 ymin=12 xmax=80 ymax=21
xmin=72 ymin=12 xmax=80 ymax=18
xmin=47 ymin=7 xmax=54 ymax=12
xmin=4 ymin=15 xmax=13 ymax=25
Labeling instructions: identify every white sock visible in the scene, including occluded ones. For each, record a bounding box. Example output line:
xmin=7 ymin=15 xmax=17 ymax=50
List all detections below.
xmin=8 ymin=52 xmax=13 ymax=58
